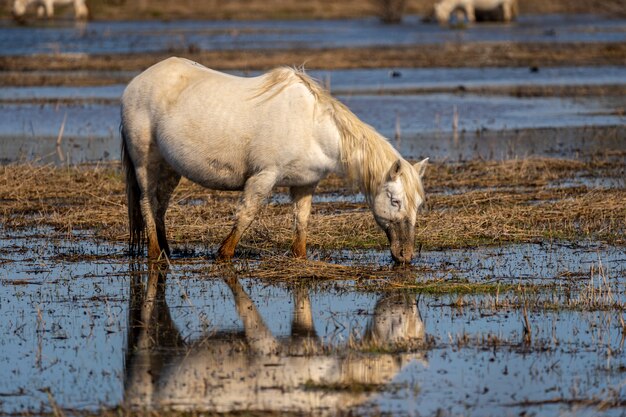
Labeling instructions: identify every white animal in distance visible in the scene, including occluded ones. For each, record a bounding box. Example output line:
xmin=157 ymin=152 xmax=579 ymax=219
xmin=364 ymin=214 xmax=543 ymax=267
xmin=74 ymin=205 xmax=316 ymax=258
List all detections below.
xmin=12 ymin=0 xmax=88 ymax=20
xmin=433 ymin=0 xmax=518 ymax=24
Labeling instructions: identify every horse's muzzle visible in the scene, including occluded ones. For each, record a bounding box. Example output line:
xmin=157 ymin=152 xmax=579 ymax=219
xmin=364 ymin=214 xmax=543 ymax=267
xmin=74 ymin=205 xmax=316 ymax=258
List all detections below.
xmin=390 ymin=244 xmax=414 ymax=264
xmin=385 ymin=220 xmax=415 ymax=264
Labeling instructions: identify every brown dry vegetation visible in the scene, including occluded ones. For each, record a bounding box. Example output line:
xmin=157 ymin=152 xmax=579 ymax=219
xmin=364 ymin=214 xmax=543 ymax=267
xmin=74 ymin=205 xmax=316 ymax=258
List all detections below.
xmin=5 ymin=0 xmax=622 ymax=21
xmin=2 ymin=43 xmax=625 ymax=76
xmin=2 ymin=158 xmax=624 ymax=257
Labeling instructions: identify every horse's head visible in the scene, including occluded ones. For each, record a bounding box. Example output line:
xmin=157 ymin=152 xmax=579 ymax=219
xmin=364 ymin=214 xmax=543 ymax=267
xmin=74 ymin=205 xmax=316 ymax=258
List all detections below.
xmin=11 ymin=0 xmax=27 ymax=19
xmin=372 ymin=158 xmax=428 ymax=264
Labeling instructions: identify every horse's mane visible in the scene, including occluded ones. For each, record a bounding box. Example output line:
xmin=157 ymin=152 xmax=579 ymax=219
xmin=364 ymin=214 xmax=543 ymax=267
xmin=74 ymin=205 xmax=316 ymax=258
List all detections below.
xmin=254 ymin=67 xmax=425 ymax=208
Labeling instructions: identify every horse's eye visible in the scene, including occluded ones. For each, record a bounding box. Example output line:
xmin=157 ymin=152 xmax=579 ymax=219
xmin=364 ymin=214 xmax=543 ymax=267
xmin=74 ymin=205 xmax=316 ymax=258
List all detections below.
xmin=391 ymin=198 xmax=401 ymax=209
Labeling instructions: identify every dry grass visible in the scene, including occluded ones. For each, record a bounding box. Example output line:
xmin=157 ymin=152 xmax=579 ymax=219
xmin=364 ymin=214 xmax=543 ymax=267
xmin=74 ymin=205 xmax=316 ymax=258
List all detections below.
xmin=2 ymin=43 xmax=625 ymax=75
xmin=2 ymin=158 xmax=624 ymax=255
xmin=200 ymin=256 xmax=404 ymax=281
xmin=87 ymin=0 xmax=416 ymax=21
xmin=4 ymin=0 xmax=621 ymax=20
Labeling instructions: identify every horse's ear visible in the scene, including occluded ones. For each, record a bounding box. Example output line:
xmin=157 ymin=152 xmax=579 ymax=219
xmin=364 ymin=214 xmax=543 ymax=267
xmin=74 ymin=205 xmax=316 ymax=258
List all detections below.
xmin=414 ymin=158 xmax=429 ymax=178
xmin=387 ymin=159 xmax=403 ymax=181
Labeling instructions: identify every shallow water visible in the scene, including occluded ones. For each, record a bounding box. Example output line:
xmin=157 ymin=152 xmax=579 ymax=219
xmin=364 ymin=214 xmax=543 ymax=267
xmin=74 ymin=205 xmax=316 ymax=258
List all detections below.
xmin=1 ymin=14 xmax=625 ymax=55
xmin=0 ymin=95 xmax=623 ymax=164
xmin=0 ymin=66 xmax=626 ymax=103
xmin=320 ymin=66 xmax=626 ymax=94
xmin=1 ymin=64 xmax=625 ymax=164
xmin=2 ymin=90 xmax=623 ymax=136
xmin=1 ymin=232 xmax=625 ymax=416
xmin=329 ymin=243 xmax=626 ymax=286
xmin=5 ymin=66 xmax=626 ymax=99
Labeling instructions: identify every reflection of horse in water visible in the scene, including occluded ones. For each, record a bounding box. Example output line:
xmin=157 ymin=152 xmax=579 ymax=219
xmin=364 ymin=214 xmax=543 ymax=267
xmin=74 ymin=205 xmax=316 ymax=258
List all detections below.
xmin=124 ymin=266 xmax=426 ymax=414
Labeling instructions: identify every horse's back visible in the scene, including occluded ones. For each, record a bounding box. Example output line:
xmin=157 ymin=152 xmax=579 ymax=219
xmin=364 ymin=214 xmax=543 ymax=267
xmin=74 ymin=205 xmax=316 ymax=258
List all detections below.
xmin=123 ymin=57 xmax=232 ymax=110
xmin=473 ymin=0 xmax=513 ymax=9
xmin=121 ymin=58 xmax=336 ymax=190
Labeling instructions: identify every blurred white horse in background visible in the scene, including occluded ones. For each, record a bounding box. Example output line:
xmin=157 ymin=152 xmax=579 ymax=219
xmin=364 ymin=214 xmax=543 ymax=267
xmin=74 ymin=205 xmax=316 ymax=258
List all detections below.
xmin=12 ymin=0 xmax=88 ymax=20
xmin=433 ymin=0 xmax=518 ymax=24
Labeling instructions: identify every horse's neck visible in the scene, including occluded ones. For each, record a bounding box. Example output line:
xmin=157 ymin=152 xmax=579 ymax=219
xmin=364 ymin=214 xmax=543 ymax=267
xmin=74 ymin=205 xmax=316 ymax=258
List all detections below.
xmin=340 ymin=131 xmax=397 ymax=204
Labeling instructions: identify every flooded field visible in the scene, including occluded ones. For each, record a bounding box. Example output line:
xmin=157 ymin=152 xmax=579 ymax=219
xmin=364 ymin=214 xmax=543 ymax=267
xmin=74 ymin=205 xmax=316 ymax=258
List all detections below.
xmin=1 ymin=7 xmax=626 ymax=417
xmin=1 ymin=65 xmax=625 ymax=164
xmin=1 ymin=14 xmax=625 ymax=55
xmin=1 ymin=231 xmax=626 ymax=416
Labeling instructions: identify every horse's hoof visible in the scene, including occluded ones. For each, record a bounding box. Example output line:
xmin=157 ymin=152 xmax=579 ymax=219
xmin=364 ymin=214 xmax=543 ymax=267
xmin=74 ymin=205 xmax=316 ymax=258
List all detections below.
xmin=148 ymin=247 xmax=166 ymax=262
xmin=291 ymin=250 xmax=307 ymax=260
xmin=215 ymin=252 xmax=234 ymax=263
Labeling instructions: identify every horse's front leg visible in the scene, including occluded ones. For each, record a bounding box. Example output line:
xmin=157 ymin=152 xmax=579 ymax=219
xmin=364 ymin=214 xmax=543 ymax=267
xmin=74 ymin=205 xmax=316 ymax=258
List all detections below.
xmin=217 ymin=170 xmax=278 ymax=261
xmin=43 ymin=0 xmax=54 ymax=17
xmin=290 ymin=184 xmax=317 ymax=259
xmin=74 ymin=0 xmax=88 ymax=19
xmin=464 ymin=3 xmax=475 ymax=22
xmin=502 ymin=1 xmax=513 ymax=21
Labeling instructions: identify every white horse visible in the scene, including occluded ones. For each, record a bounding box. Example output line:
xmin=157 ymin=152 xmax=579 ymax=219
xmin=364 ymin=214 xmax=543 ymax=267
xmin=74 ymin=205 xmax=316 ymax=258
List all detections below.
xmin=12 ymin=0 xmax=88 ymax=20
xmin=121 ymin=57 xmax=428 ymax=264
xmin=433 ymin=0 xmax=518 ymax=24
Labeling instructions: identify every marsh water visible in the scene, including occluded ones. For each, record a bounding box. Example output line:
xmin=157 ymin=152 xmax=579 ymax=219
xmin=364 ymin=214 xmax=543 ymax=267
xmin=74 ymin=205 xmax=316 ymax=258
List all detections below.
xmin=1 ymin=232 xmax=626 ymax=416
xmin=1 ymin=14 xmax=625 ymax=55
xmin=1 ymin=65 xmax=625 ymax=164
xmin=2 ymin=12 xmax=626 ymax=417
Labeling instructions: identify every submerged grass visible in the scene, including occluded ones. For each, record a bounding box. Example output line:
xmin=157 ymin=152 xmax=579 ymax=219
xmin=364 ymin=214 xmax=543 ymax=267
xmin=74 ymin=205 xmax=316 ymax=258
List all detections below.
xmin=1 ymin=158 xmax=624 ymax=254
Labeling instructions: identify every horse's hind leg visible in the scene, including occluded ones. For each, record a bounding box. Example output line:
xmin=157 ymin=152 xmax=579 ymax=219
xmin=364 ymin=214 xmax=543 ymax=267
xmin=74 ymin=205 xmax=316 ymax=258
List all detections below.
xmin=125 ymin=142 xmax=167 ymax=261
xmin=289 ymin=184 xmax=316 ymax=259
xmin=43 ymin=0 xmax=54 ymax=17
xmin=155 ymin=163 xmax=181 ymax=257
xmin=134 ymin=164 xmax=162 ymax=261
xmin=217 ymin=170 xmax=278 ymax=261
xmin=502 ymin=2 xmax=513 ymax=22
xmin=465 ymin=4 xmax=475 ymax=22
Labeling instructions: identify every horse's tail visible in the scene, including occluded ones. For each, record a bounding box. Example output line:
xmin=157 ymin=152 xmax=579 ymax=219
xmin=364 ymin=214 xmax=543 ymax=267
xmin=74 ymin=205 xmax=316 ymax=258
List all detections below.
xmin=120 ymin=121 xmax=144 ymax=256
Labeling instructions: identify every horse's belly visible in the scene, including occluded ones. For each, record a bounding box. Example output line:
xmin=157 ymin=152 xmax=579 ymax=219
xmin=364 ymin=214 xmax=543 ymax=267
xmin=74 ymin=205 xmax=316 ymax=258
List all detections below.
xmin=473 ymin=0 xmax=505 ymax=9
xmin=158 ymin=139 xmax=247 ymax=191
